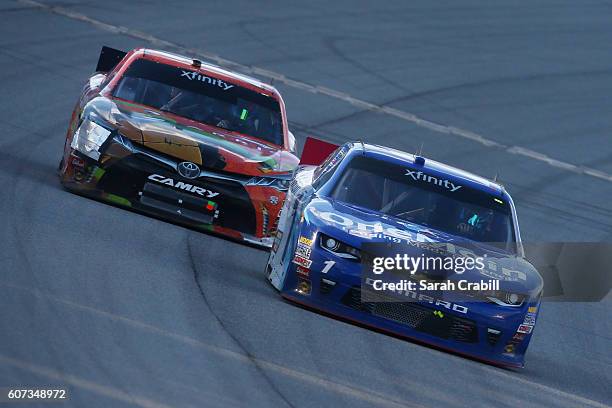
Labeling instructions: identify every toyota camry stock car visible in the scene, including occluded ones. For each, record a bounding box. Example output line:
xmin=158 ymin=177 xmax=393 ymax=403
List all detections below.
xmin=59 ymin=46 xmax=298 ymax=246
xmin=266 ymin=139 xmax=543 ymax=367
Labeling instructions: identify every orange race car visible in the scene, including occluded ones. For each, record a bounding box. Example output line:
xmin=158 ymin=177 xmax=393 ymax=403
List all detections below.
xmin=59 ymin=46 xmax=299 ymax=247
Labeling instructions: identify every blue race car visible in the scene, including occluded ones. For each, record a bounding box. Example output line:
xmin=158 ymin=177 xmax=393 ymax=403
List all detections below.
xmin=266 ymin=139 xmax=543 ymax=368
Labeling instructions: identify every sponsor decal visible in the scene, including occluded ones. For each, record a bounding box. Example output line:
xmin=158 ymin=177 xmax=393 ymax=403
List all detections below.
xmin=148 ymin=174 xmax=219 ymax=198
xmin=523 ymin=312 xmax=537 ymax=326
xmin=295 ymin=242 xmax=312 ymax=259
xmin=309 ymin=208 xmax=434 ymax=245
xmin=309 ymin=208 xmax=529 ymax=284
xmin=261 ymin=205 xmax=270 ymax=235
xmin=513 ymin=310 xmax=536 ymax=338
xmin=517 ymin=324 xmax=533 ymax=334
xmin=296 ymin=266 xmax=310 ymax=277
xmin=298 ymin=236 xmax=313 ymax=246
xmin=347 ymin=229 xmax=379 ymax=239
xmin=293 ymin=255 xmax=312 ymax=269
xmin=405 ymin=169 xmax=462 ymax=192
xmin=294 ymin=235 xmax=313 ymax=269
xmin=71 ymin=157 xmax=85 ymax=168
xmin=180 ymin=70 xmax=235 ymax=91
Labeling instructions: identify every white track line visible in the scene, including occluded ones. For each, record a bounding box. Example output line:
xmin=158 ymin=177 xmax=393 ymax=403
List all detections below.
xmin=19 ymin=0 xmax=612 ymax=184
xmin=0 ymin=354 xmax=173 ymax=408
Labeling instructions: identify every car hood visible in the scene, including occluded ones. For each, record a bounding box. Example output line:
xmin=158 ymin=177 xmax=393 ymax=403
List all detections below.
xmin=85 ymin=96 xmax=298 ymax=176
xmin=304 ymin=197 xmax=542 ymax=292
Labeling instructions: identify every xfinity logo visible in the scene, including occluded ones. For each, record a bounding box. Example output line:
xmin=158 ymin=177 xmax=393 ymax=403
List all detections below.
xmin=180 ymin=70 xmax=234 ymax=91
xmin=148 ymin=174 xmax=220 ymax=198
xmin=405 ymin=170 xmax=462 ymax=192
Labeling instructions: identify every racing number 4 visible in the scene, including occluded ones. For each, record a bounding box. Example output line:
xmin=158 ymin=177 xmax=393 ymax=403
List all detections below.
xmin=321 ymin=260 xmax=335 ymax=274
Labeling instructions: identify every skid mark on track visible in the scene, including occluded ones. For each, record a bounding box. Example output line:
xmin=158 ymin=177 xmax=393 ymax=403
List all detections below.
xmin=0 ymin=281 xmax=420 ymax=408
xmin=186 ymin=234 xmax=297 ymax=408
xmin=2 ymin=281 xmax=611 ymax=408
xmin=16 ymin=0 xmax=612 ymax=184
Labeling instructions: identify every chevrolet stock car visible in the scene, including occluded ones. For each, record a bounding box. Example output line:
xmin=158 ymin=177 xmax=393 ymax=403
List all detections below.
xmin=59 ymin=46 xmax=298 ymax=246
xmin=266 ymin=139 xmax=543 ymax=367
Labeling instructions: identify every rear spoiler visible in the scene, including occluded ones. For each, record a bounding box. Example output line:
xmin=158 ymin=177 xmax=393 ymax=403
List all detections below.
xmin=95 ymin=46 xmax=127 ymax=73
xmin=299 ymin=137 xmax=339 ymax=166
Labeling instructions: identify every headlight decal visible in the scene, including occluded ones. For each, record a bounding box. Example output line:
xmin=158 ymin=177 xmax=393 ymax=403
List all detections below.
xmin=319 ymin=233 xmax=361 ymax=261
xmin=70 ymin=118 xmax=113 ymax=160
xmin=485 ymin=291 xmax=525 ymax=307
xmin=246 ymin=176 xmax=291 ymax=191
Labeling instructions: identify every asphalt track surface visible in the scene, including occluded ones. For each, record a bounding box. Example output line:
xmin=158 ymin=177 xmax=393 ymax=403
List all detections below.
xmin=1 ymin=1 xmax=611 ymax=407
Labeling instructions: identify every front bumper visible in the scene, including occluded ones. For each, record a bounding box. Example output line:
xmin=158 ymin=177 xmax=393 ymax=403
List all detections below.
xmin=280 ymin=260 xmax=537 ymax=368
xmin=60 ymin=137 xmax=284 ymax=247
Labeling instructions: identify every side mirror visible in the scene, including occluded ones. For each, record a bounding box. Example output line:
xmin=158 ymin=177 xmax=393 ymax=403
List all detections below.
xmin=287 ymin=131 xmax=296 ymax=153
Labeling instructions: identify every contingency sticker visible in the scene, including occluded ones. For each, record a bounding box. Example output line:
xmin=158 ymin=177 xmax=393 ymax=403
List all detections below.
xmin=293 ymin=255 xmax=312 ymax=269
xmin=517 ymin=324 xmax=533 ymax=334
xmin=298 ymin=236 xmax=313 ymax=246
xmin=522 ymin=312 xmax=537 ymax=326
xmin=295 ymin=242 xmax=312 ymax=258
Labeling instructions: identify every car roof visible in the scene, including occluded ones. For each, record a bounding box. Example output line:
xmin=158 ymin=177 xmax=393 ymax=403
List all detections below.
xmin=135 ymin=48 xmax=279 ymax=95
xmin=356 ymin=142 xmax=505 ymax=195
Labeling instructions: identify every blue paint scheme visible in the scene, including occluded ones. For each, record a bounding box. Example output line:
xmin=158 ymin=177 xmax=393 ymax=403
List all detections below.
xmin=270 ymin=142 xmax=543 ymax=368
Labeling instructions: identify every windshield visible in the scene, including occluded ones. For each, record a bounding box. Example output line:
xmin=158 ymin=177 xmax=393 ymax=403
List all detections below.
xmin=112 ymin=58 xmax=284 ymax=146
xmin=331 ymin=156 xmax=516 ymax=251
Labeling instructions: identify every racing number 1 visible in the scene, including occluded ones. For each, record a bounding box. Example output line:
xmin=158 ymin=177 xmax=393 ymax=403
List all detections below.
xmin=321 ymin=260 xmax=335 ymax=274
